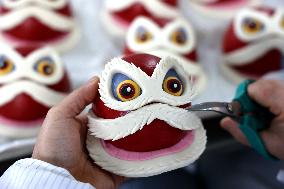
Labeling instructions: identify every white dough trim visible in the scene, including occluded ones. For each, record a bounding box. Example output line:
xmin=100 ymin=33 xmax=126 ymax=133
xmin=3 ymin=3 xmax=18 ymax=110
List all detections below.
xmin=0 ymin=121 xmax=41 ymax=138
xmin=0 ymin=6 xmax=76 ymax=31
xmin=234 ymin=8 xmax=284 ymax=42
xmin=105 ymin=0 xmax=180 ymax=18
xmin=224 ymin=38 xmax=284 ymax=65
xmin=99 ymin=56 xmax=194 ymax=112
xmin=127 ymin=17 xmax=196 ymax=54
xmin=51 ymin=24 xmax=80 ymax=53
xmin=219 ymin=61 xmax=247 ymax=84
xmin=87 ymin=127 xmax=207 ymax=177
xmin=100 ymin=10 xmax=127 ymax=38
xmin=0 ymin=24 xmax=80 ymax=53
xmin=126 ymin=17 xmax=161 ymax=53
xmin=2 ymin=0 xmax=68 ymax=10
xmin=147 ymin=49 xmax=207 ymax=97
xmin=0 ymin=80 xmax=68 ymax=107
xmin=188 ymin=0 xmax=262 ymax=20
xmin=192 ymin=0 xmax=219 ymax=3
xmin=88 ymin=103 xmax=202 ymax=141
xmin=0 ymin=45 xmax=65 ymax=85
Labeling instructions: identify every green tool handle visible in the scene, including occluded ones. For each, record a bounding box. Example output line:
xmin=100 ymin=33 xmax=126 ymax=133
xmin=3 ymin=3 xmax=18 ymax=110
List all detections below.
xmin=233 ymin=80 xmax=277 ymax=160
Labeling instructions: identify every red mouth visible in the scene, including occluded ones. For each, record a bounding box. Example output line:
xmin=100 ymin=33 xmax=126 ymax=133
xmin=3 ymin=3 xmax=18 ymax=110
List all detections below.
xmin=0 ymin=93 xmax=50 ymax=122
xmin=106 ymin=119 xmax=188 ymax=152
xmin=2 ymin=17 xmax=68 ymax=45
xmin=230 ymin=49 xmax=282 ymax=78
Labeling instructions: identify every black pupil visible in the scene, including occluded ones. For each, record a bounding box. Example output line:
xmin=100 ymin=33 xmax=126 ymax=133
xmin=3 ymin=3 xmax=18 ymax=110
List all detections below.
xmin=139 ymin=32 xmax=148 ymax=41
xmin=120 ymin=84 xmax=134 ymax=98
xmin=176 ymin=30 xmax=186 ymax=44
xmin=176 ymin=34 xmax=185 ymax=44
xmin=0 ymin=60 xmax=8 ymax=70
xmin=168 ymin=79 xmax=181 ymax=93
xmin=137 ymin=27 xmax=150 ymax=42
xmin=246 ymin=19 xmax=258 ymax=29
xmin=43 ymin=64 xmax=53 ymax=75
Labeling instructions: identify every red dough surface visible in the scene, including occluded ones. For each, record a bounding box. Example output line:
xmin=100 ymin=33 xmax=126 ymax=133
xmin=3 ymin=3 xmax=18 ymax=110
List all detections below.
xmin=0 ymin=93 xmax=50 ymax=121
xmin=3 ymin=17 xmax=67 ymax=42
xmin=206 ymin=0 xmax=241 ymax=4
xmin=163 ymin=0 xmax=178 ymax=6
xmin=223 ymin=7 xmax=283 ymax=77
xmin=0 ymin=47 xmax=71 ymax=121
xmin=111 ymin=1 xmax=177 ymax=26
xmin=231 ymin=50 xmax=282 ymax=77
xmin=123 ymin=17 xmax=198 ymax=63
xmin=0 ymin=5 xmax=73 ymax=17
xmin=0 ymin=5 xmax=72 ymax=43
xmin=107 ymin=120 xmax=187 ymax=152
xmin=124 ymin=47 xmax=198 ymax=62
xmin=112 ymin=3 xmax=159 ymax=26
xmin=93 ymin=96 xmax=187 ymax=152
xmin=92 ymin=54 xmax=188 ymax=152
xmin=123 ymin=53 xmax=161 ymax=76
xmin=0 ymin=75 xmax=71 ymax=121
xmin=223 ymin=23 xmax=248 ymax=53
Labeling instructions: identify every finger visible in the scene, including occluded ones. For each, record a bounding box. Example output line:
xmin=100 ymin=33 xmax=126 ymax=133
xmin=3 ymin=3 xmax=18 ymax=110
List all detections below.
xmin=248 ymin=80 xmax=284 ymax=116
xmin=221 ymin=117 xmax=249 ymax=146
xmin=260 ymin=130 xmax=284 ymax=160
xmin=52 ymin=76 xmax=99 ymax=119
xmin=76 ymin=114 xmax=89 ymax=147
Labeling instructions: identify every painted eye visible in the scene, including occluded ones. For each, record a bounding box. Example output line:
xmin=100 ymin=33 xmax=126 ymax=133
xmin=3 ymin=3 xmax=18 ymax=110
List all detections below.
xmin=34 ymin=58 xmax=55 ymax=76
xmin=170 ymin=28 xmax=187 ymax=46
xmin=112 ymin=73 xmax=141 ymax=102
xmin=135 ymin=26 xmax=153 ymax=44
xmin=163 ymin=69 xmax=184 ymax=96
xmin=242 ymin=18 xmax=264 ymax=35
xmin=0 ymin=56 xmax=14 ymax=76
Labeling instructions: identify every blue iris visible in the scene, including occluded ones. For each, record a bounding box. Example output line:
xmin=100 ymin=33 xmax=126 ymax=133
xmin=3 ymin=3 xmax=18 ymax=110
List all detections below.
xmin=112 ymin=73 xmax=136 ymax=101
xmin=163 ymin=69 xmax=184 ymax=94
xmin=33 ymin=57 xmax=53 ymax=71
xmin=164 ymin=69 xmax=182 ymax=81
xmin=0 ymin=55 xmax=15 ymax=73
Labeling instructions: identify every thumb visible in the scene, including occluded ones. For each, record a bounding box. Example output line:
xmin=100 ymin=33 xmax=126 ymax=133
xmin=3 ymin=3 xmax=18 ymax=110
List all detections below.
xmin=248 ymin=80 xmax=284 ymax=116
xmin=51 ymin=76 xmax=99 ymax=119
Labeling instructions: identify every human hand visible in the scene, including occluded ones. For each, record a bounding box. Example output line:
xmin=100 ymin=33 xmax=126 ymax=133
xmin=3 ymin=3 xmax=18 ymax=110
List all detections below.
xmin=221 ymin=80 xmax=284 ymax=160
xmin=32 ymin=77 xmax=125 ymax=189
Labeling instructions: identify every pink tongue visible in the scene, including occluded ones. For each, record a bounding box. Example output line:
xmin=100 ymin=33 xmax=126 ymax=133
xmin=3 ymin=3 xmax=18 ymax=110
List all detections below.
xmin=2 ymin=17 xmax=67 ymax=43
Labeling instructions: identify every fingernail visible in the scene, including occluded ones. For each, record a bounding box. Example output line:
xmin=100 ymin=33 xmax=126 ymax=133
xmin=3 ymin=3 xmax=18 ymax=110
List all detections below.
xmin=220 ymin=118 xmax=227 ymax=128
xmin=220 ymin=117 xmax=233 ymax=129
xmin=247 ymin=83 xmax=256 ymax=95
